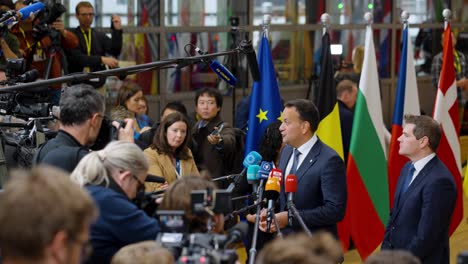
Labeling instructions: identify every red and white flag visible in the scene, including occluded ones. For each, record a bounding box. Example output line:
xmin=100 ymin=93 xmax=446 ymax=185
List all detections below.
xmin=433 ymin=22 xmax=463 ymax=235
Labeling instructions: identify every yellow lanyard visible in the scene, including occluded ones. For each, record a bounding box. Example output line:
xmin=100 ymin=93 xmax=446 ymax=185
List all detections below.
xmin=81 ymin=28 xmax=92 ymax=56
xmin=19 ymin=27 xmax=41 ymax=50
xmin=454 ymin=50 xmax=461 ymax=75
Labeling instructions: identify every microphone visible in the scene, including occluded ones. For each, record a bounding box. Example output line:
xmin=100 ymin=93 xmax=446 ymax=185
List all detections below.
xmin=246 ymin=164 xmax=260 ymax=192
xmin=224 ymin=221 xmax=248 ymax=248
xmin=258 ymin=161 xmax=273 ymax=181
xmin=0 ymin=2 xmax=45 ymax=27
xmin=226 ymin=151 xmax=262 ymax=192
xmin=269 ymin=168 xmax=283 ymax=184
xmin=264 ymin=176 xmax=280 ymax=232
xmin=18 ymin=69 xmax=39 ymax=83
xmin=240 ymin=40 xmax=261 ymax=82
xmin=285 ymin=174 xmax=297 ymax=226
xmin=145 ymin=174 xmax=166 ymax=184
xmin=195 ymin=46 xmax=237 ymax=86
xmin=18 ymin=2 xmax=45 ymax=20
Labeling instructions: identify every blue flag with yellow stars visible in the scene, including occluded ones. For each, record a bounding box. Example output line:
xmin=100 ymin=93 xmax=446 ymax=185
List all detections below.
xmin=245 ymin=34 xmax=283 ymax=155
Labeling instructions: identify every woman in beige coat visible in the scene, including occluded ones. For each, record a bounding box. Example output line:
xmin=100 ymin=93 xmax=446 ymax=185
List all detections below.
xmin=143 ymin=112 xmax=199 ymax=191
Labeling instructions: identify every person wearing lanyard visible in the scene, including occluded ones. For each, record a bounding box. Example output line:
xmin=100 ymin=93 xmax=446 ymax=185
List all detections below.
xmin=68 ymin=1 xmax=122 ymax=89
xmin=143 ymin=112 xmax=200 ymax=192
xmin=10 ymin=0 xmax=79 ymax=104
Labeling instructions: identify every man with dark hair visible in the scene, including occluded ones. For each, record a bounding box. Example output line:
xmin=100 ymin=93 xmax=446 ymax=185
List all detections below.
xmin=191 ymin=88 xmax=236 ymax=182
xmin=0 ymin=166 xmax=98 ymax=264
xmin=381 ymin=115 xmax=457 ymax=264
xmin=259 ymin=99 xmax=346 ymax=238
xmin=33 ymin=84 xmax=134 ymax=172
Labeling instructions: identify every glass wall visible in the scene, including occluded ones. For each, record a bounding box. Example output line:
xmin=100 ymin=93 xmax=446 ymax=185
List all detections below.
xmin=60 ymin=0 xmax=464 ymax=96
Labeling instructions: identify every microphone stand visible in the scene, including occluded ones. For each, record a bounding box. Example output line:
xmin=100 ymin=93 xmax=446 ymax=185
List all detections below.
xmin=224 ymin=200 xmax=262 ymax=222
xmin=288 ymin=201 xmax=312 ymax=237
xmin=248 ymin=182 xmax=265 ymax=264
xmin=271 ymin=209 xmax=283 ymax=238
xmin=0 ymin=46 xmax=255 ymax=93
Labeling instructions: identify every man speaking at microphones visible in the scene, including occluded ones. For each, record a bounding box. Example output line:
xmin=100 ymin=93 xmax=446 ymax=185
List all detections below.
xmin=259 ymin=99 xmax=346 ymax=238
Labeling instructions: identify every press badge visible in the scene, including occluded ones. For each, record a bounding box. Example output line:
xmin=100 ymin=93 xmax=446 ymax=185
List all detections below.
xmin=83 ymin=67 xmax=91 ymax=73
xmin=33 ymin=49 xmax=46 ymax=62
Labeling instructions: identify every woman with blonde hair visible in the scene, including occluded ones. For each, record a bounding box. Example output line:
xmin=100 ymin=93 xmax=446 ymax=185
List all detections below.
xmin=144 ymin=112 xmax=199 ymax=191
xmin=71 ymin=141 xmax=160 ymax=264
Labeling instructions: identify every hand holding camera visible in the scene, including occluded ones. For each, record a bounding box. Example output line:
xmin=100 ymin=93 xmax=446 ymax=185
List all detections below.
xmin=112 ymin=118 xmax=134 ymax=143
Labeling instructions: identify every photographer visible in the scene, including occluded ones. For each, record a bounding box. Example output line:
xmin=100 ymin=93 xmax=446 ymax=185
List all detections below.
xmin=0 ymin=0 xmax=21 ymax=80
xmin=33 ymin=84 xmax=134 ymax=172
xmin=71 ymin=140 xmax=161 ymax=264
xmin=159 ymin=175 xmax=224 ymax=234
xmin=11 ymin=0 xmax=78 ymax=104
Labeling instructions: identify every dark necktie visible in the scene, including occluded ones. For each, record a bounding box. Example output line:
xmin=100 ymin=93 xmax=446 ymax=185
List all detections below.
xmin=401 ymin=164 xmax=415 ymax=194
xmin=290 ymin=148 xmax=301 ymax=175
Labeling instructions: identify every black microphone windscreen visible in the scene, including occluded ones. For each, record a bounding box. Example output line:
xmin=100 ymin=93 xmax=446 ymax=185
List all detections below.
xmin=241 ymin=40 xmax=261 ymax=82
xmin=19 ymin=69 xmax=39 ymax=83
xmin=227 ymin=221 xmax=248 ymax=243
xmin=145 ymin=174 xmax=166 ymax=183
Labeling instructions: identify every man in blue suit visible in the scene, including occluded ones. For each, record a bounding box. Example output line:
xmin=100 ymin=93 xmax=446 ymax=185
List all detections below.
xmin=381 ymin=115 xmax=457 ymax=264
xmin=259 ymin=99 xmax=347 ymax=237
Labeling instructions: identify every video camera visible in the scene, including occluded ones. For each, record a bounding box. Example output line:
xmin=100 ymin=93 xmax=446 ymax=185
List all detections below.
xmin=156 ymin=189 xmax=240 ymax=264
xmin=90 ymin=117 xmax=126 ymax=151
xmin=27 ymin=0 xmax=66 ymax=41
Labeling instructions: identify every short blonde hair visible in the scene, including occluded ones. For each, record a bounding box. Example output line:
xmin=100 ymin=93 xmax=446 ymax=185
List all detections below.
xmin=71 ymin=141 xmax=148 ymax=187
xmin=111 ymin=241 xmax=174 ymax=264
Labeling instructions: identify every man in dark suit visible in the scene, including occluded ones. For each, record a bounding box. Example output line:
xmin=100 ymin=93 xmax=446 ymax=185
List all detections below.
xmin=336 ymin=79 xmax=357 ymax=165
xmin=259 ymin=99 xmax=347 ymax=237
xmin=68 ymin=1 xmax=123 ymax=88
xmin=382 ymin=115 xmax=457 ymax=264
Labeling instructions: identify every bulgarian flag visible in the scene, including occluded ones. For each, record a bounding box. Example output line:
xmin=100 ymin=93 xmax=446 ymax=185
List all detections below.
xmin=345 ymin=23 xmax=389 ymax=259
xmin=387 ymin=22 xmax=420 ymax=209
xmin=433 ymin=22 xmax=463 ymax=235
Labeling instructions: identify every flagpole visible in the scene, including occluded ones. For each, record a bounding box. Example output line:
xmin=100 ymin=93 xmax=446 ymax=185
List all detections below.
xmin=401 ymin=10 xmax=409 ymax=30
xmin=320 ymin=13 xmax=330 ymax=36
xmin=262 ymin=2 xmax=272 ymax=38
xmin=442 ymin=8 xmax=451 ymax=30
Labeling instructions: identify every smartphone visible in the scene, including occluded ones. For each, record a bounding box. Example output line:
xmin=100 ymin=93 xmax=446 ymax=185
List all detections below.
xmin=210 ymin=123 xmax=224 ymax=136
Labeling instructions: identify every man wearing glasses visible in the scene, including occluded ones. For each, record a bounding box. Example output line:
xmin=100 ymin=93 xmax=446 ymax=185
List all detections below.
xmin=68 ymin=1 xmax=123 ymax=89
xmin=0 ymin=166 xmax=98 ymax=264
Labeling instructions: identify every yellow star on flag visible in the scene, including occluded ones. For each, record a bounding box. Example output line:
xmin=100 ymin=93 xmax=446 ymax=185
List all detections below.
xmin=256 ymin=108 xmax=268 ymax=123
xmin=277 ymin=111 xmax=283 ymax=122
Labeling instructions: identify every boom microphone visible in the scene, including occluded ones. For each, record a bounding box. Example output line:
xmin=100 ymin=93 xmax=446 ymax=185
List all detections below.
xmin=0 ymin=2 xmax=45 ymax=27
xmin=285 ymin=174 xmax=297 ymax=226
xmin=195 ymin=46 xmax=237 ymax=86
xmin=18 ymin=69 xmax=39 ymax=83
xmin=264 ymin=176 xmax=280 ymax=232
xmin=226 ymin=151 xmax=262 ymax=192
xmin=18 ymin=2 xmax=46 ymax=20
xmin=145 ymin=175 xmax=166 ymax=184
xmin=240 ymin=40 xmax=261 ymax=82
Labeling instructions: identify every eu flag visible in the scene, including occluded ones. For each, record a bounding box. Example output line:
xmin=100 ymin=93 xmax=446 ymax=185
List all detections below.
xmin=245 ymin=34 xmax=283 ymax=154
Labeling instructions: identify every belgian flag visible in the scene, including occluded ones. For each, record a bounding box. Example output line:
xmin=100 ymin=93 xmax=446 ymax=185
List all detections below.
xmin=314 ymin=31 xmax=344 ymax=160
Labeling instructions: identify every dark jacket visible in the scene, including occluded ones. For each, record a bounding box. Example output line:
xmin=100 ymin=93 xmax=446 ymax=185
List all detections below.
xmin=33 ymin=130 xmax=89 ymax=172
xmin=67 ymin=27 xmax=122 ymax=87
xmin=278 ymin=140 xmax=347 ymax=238
xmin=382 ymin=157 xmax=456 ymax=264
xmin=191 ymin=115 xmax=236 ymax=182
xmin=86 ymin=182 xmax=160 ymax=264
